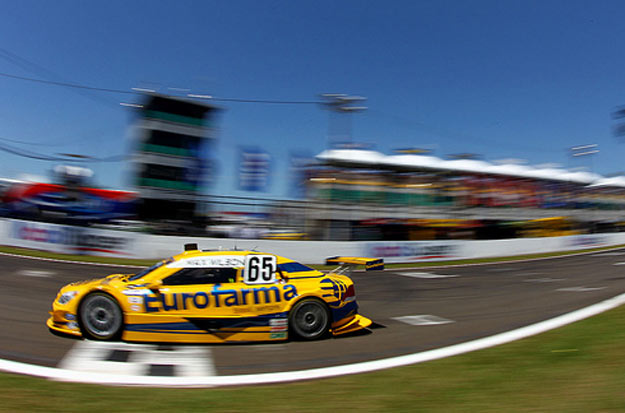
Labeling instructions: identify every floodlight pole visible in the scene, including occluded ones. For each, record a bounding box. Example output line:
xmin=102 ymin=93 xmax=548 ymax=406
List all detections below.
xmin=569 ymin=144 xmax=599 ymax=172
xmin=319 ymin=93 xmax=367 ymax=148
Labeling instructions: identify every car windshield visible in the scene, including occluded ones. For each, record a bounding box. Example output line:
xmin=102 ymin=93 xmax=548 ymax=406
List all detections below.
xmin=277 ymin=262 xmax=316 ymax=273
xmin=128 ymin=258 xmax=172 ymax=281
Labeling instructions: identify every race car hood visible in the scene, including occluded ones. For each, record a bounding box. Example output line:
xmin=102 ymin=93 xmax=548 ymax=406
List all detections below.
xmin=62 ymin=273 xmax=130 ymax=292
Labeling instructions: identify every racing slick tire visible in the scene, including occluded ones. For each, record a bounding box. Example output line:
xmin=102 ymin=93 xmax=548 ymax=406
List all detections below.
xmin=79 ymin=292 xmax=123 ymax=340
xmin=289 ymin=298 xmax=330 ymax=340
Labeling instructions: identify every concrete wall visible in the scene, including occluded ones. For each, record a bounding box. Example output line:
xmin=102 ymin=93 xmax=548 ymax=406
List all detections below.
xmin=1 ymin=218 xmax=623 ymax=264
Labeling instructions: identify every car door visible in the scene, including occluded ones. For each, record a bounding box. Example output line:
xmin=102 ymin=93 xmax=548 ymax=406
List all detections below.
xmin=151 ymin=266 xmax=241 ymax=321
xmin=125 ymin=264 xmax=252 ymax=337
xmin=151 ymin=264 xmax=289 ymax=334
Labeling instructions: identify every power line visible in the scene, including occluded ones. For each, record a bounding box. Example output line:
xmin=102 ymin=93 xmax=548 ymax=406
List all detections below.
xmin=0 ymin=66 xmax=562 ymax=155
xmin=0 ymin=47 xmax=326 ymax=104
xmin=0 ymin=140 xmax=126 ymax=162
xmin=0 ymin=71 xmax=135 ymax=95
xmin=0 ymin=70 xmax=321 ymax=104
xmin=0 ymin=135 xmax=82 ymax=147
xmin=0 ymin=48 xmax=125 ymax=109
xmin=209 ymin=96 xmax=319 ymax=105
xmin=0 ymin=142 xmax=74 ymax=161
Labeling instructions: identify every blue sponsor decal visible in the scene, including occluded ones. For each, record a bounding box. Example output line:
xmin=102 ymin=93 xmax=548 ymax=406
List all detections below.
xmin=365 ymin=242 xmax=457 ymax=260
xmin=277 ymin=262 xmax=316 ymax=273
xmin=126 ymin=312 xmax=289 ymax=333
xmin=330 ymin=300 xmax=358 ymax=321
xmin=12 ymin=221 xmax=129 ymax=252
xmin=320 ymin=278 xmax=347 ymax=302
xmin=570 ymin=235 xmax=604 ymax=248
xmin=144 ymin=284 xmax=298 ymax=313
xmin=12 ymin=222 xmax=67 ymax=244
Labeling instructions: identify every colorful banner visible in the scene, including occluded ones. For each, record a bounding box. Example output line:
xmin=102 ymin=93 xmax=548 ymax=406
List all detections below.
xmin=9 ymin=219 xmax=135 ymax=257
xmin=289 ymin=151 xmax=313 ymax=199
xmin=238 ymin=147 xmax=271 ymax=192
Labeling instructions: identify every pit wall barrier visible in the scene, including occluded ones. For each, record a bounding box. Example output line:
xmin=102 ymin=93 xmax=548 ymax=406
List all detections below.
xmin=2 ymin=218 xmax=625 ymax=265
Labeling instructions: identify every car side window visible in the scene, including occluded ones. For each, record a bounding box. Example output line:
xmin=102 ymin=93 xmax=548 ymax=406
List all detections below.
xmin=162 ymin=267 xmax=238 ymax=286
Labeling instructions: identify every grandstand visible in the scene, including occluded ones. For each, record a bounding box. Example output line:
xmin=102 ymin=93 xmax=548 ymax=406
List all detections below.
xmin=298 ymin=149 xmax=625 ymax=240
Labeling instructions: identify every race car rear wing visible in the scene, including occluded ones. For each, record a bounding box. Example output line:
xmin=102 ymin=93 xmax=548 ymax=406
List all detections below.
xmin=325 ymin=256 xmax=384 ymax=275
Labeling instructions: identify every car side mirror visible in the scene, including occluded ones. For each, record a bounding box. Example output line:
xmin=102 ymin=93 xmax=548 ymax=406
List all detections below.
xmin=147 ymin=279 xmax=162 ymax=293
xmin=277 ymin=269 xmax=288 ymax=282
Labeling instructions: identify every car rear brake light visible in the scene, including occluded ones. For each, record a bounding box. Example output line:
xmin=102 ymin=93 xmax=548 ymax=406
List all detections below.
xmin=345 ymin=284 xmax=356 ymax=302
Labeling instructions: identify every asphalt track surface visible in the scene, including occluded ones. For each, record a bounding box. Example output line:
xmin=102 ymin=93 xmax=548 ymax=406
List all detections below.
xmin=2 ymin=249 xmax=625 ymax=377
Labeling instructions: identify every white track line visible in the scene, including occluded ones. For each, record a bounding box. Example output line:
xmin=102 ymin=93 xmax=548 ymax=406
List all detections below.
xmin=19 ymin=270 xmax=54 ymax=278
xmin=556 ymin=286 xmax=606 ymax=292
xmin=396 ymin=272 xmax=459 ymax=279
xmin=392 ymin=315 xmax=455 ymax=325
xmin=523 ymin=278 xmax=564 ymax=283
xmin=1 ymin=292 xmax=624 ymax=387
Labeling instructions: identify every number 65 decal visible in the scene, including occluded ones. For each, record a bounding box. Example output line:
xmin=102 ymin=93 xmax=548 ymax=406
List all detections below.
xmin=244 ymin=255 xmax=277 ymax=284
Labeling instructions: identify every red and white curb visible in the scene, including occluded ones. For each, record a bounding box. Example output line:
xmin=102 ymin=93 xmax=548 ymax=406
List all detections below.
xmin=1 ymin=292 xmax=624 ymax=387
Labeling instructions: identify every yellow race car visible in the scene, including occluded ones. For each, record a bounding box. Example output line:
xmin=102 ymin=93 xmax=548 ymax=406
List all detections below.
xmin=47 ymin=244 xmax=382 ymax=343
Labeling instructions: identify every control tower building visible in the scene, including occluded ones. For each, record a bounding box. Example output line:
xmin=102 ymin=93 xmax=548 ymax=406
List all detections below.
xmin=130 ymin=93 xmax=219 ymax=222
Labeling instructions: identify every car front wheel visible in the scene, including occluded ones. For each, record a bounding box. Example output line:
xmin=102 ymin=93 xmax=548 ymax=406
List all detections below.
xmin=289 ymin=299 xmax=330 ymax=340
xmin=79 ymin=293 xmax=123 ymax=340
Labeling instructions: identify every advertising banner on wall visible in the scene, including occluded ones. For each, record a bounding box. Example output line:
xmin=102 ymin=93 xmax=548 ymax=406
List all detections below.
xmin=289 ymin=151 xmax=314 ymax=199
xmin=567 ymin=234 xmax=608 ymax=249
xmin=362 ymin=241 xmax=461 ymax=263
xmin=9 ymin=219 xmax=136 ymax=258
xmin=2 ymin=218 xmax=625 ymax=264
xmin=238 ymin=147 xmax=271 ymax=192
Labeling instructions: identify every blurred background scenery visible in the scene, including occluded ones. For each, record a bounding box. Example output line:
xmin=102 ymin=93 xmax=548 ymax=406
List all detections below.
xmin=3 ymin=0 xmax=625 ymax=242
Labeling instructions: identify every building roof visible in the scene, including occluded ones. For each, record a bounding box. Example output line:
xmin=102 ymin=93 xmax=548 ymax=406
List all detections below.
xmin=316 ymin=149 xmax=625 ymax=187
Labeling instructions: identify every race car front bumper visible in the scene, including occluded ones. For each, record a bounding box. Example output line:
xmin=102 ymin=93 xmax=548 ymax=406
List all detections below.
xmin=331 ymin=314 xmax=373 ymax=336
xmin=47 ymin=312 xmax=83 ymax=337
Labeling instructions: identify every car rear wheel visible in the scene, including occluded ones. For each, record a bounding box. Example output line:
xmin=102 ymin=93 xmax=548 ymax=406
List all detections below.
xmin=79 ymin=293 xmax=123 ymax=340
xmin=289 ymin=299 xmax=330 ymax=340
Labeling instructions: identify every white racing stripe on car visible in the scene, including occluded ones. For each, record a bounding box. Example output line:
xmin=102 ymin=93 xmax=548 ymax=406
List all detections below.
xmin=613 ymin=262 xmax=625 ymax=266
xmin=556 ymin=286 xmax=607 ymax=292
xmin=392 ymin=315 xmax=455 ymax=326
xmin=19 ymin=269 xmax=54 ymax=278
xmin=58 ymin=341 xmax=216 ymax=377
xmin=396 ymin=272 xmax=459 ymax=279
xmin=1 ymin=292 xmax=625 ymax=386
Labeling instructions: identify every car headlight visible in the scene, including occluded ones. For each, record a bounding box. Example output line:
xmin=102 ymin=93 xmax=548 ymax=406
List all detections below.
xmin=57 ymin=291 xmax=78 ymax=305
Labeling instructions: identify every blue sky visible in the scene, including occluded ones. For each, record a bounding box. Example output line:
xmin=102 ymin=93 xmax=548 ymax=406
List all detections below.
xmin=2 ymin=1 xmax=625 ymax=198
